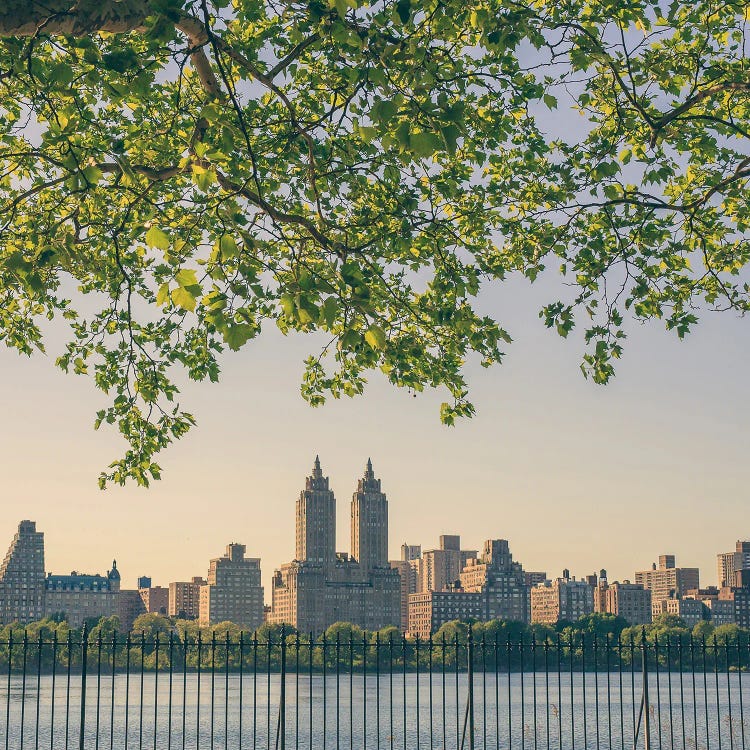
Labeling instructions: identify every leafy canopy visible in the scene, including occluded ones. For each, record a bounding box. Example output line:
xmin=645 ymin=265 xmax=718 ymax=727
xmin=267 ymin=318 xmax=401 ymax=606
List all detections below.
xmin=0 ymin=0 xmax=747 ymax=485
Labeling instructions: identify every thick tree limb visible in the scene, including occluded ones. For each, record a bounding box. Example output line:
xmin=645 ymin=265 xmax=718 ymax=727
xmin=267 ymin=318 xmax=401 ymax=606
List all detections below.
xmin=0 ymin=0 xmax=151 ymax=36
xmin=0 ymin=1 xmax=222 ymax=98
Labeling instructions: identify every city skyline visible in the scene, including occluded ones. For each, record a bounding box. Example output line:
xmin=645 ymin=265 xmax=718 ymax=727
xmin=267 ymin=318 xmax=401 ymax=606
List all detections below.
xmin=3 ymin=514 xmax=748 ymax=634
xmin=1 ymin=453 xmax=746 ymax=599
xmin=1 ymin=276 xmax=748 ymax=597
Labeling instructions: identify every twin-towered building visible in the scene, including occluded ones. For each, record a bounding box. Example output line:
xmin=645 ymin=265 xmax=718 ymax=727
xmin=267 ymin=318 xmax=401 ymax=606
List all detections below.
xmin=0 ymin=458 xmax=398 ymax=635
xmin=269 ymin=457 xmax=401 ymax=633
xmin=2 ymin=500 xmax=748 ymax=635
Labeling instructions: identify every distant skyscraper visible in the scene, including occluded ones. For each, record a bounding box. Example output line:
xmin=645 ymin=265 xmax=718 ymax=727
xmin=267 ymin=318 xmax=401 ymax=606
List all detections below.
xmin=351 ymin=459 xmax=389 ymax=572
xmin=391 ymin=543 xmax=422 ymax=631
xmin=717 ymin=541 xmax=750 ymax=587
xmin=687 ymin=586 xmax=737 ymax=625
xmin=704 ymin=598 xmax=735 ymax=625
xmin=419 ymin=535 xmax=477 ymax=593
xmin=734 ymin=570 xmax=750 ymax=628
xmin=199 ymin=543 xmax=264 ymax=629
xmin=118 ymin=589 xmax=147 ymax=631
xmin=440 ymin=535 xmax=461 ymax=552
xmin=460 ymin=539 xmax=530 ymax=623
xmin=602 ymin=581 xmax=652 ymax=625
xmin=524 ymin=571 xmax=548 ymax=588
xmin=296 ymin=455 xmax=336 ymax=568
xmin=401 ymin=544 xmax=421 ymax=562
xmin=169 ymin=577 xmax=206 ymax=619
xmin=139 ymin=583 xmax=169 ymax=615
xmin=271 ymin=458 xmax=400 ymax=633
xmin=0 ymin=521 xmax=46 ymax=624
xmin=635 ymin=555 xmax=699 ymax=605
xmin=530 ymin=575 xmax=594 ymax=624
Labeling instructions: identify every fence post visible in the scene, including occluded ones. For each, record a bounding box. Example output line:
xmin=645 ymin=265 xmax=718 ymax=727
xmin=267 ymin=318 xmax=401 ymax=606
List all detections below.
xmin=279 ymin=625 xmax=286 ymax=750
xmin=467 ymin=626 xmax=475 ymax=750
xmin=641 ymin=628 xmax=651 ymax=750
xmin=79 ymin=623 xmax=88 ymax=750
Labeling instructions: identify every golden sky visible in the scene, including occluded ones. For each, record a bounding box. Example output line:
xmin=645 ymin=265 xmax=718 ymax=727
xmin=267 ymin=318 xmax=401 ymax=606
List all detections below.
xmin=1 ymin=275 xmax=747 ymax=597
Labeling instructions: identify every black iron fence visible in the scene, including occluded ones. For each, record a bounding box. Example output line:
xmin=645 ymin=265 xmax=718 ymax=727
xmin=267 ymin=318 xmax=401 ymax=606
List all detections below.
xmin=1 ymin=627 xmax=748 ymax=749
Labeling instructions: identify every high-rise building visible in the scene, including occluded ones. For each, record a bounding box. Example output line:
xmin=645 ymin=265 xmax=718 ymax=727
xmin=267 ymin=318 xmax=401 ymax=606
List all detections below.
xmin=635 ymin=555 xmax=699 ymax=606
xmin=717 ymin=541 xmax=750 ymax=587
xmin=420 ymin=536 xmax=477 ymax=593
xmin=169 ymin=577 xmax=206 ymax=618
xmin=602 ymin=581 xmax=651 ymax=625
xmin=704 ymin=598 xmax=735 ymax=625
xmin=118 ymin=589 xmax=147 ymax=631
xmin=296 ymin=455 xmax=336 ymax=569
xmin=652 ymin=595 xmax=706 ymax=626
xmin=733 ymin=570 xmax=750 ymax=628
xmin=352 ymin=458 xmax=389 ymax=572
xmin=460 ymin=539 xmax=530 ymax=623
xmin=0 ymin=521 xmax=46 ymax=624
xmin=45 ymin=561 xmax=121 ymax=627
xmin=199 ymin=543 xmax=264 ymax=630
xmin=139 ymin=584 xmax=169 ymax=614
xmin=408 ymin=590 xmax=484 ymax=638
xmin=593 ymin=571 xmax=608 ymax=613
xmin=270 ymin=458 xmax=401 ymax=634
xmin=390 ymin=543 xmax=422 ymax=631
xmin=525 ymin=571 xmax=548 ymax=588
xmin=401 ymin=544 xmax=421 ymax=562
xmin=530 ymin=574 xmax=594 ymax=624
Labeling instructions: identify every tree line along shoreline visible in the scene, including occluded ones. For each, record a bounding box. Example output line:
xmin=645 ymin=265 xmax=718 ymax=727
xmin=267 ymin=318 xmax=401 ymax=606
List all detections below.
xmin=1 ymin=613 xmax=748 ymax=673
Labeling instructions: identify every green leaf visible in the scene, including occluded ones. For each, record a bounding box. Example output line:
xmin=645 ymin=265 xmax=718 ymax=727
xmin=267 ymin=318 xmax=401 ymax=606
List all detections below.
xmin=364 ymin=325 xmax=386 ymax=349
xmin=81 ymin=165 xmax=103 ymax=185
xmin=156 ymin=282 xmax=170 ymax=306
xmin=192 ymin=165 xmax=216 ymax=191
xmin=175 ymin=268 xmax=198 ymax=287
xmin=218 ymin=234 xmax=239 ymax=260
xmin=145 ymin=227 xmax=170 ymax=251
xmin=358 ymin=125 xmax=378 ymax=143
xmin=441 ymin=125 xmax=460 ymax=155
xmin=50 ymin=63 xmax=75 ymax=85
xmin=224 ymin=323 xmax=254 ymax=350
xmin=280 ymin=293 xmax=295 ymax=317
xmin=371 ymin=99 xmax=398 ymax=123
xmin=171 ymin=286 xmax=197 ymax=312
xmin=396 ymin=0 xmax=411 ymax=24
xmin=321 ymin=297 xmax=339 ymax=328
xmin=409 ymin=132 xmax=442 ymax=157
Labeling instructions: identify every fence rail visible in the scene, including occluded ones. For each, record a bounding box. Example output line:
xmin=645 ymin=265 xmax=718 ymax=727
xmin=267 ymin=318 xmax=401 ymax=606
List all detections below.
xmin=1 ymin=628 xmax=748 ymax=749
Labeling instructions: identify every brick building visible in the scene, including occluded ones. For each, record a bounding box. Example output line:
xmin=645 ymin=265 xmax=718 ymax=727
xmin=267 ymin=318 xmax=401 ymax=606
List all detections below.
xmin=270 ymin=458 xmax=400 ymax=634
xmin=199 ymin=543 xmax=264 ymax=630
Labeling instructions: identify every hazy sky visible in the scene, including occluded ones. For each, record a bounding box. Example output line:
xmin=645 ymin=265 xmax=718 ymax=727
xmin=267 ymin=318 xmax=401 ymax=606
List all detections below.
xmin=1 ymin=267 xmax=747 ymax=597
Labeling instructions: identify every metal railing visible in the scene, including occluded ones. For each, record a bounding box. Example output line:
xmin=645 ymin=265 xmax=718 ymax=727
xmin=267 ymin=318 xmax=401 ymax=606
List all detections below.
xmin=1 ymin=626 xmax=748 ymax=749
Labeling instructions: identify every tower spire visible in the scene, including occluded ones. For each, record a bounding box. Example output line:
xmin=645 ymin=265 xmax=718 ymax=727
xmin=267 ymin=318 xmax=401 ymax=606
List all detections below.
xmin=365 ymin=457 xmax=374 ymax=478
xmin=313 ymin=455 xmax=322 ymax=478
